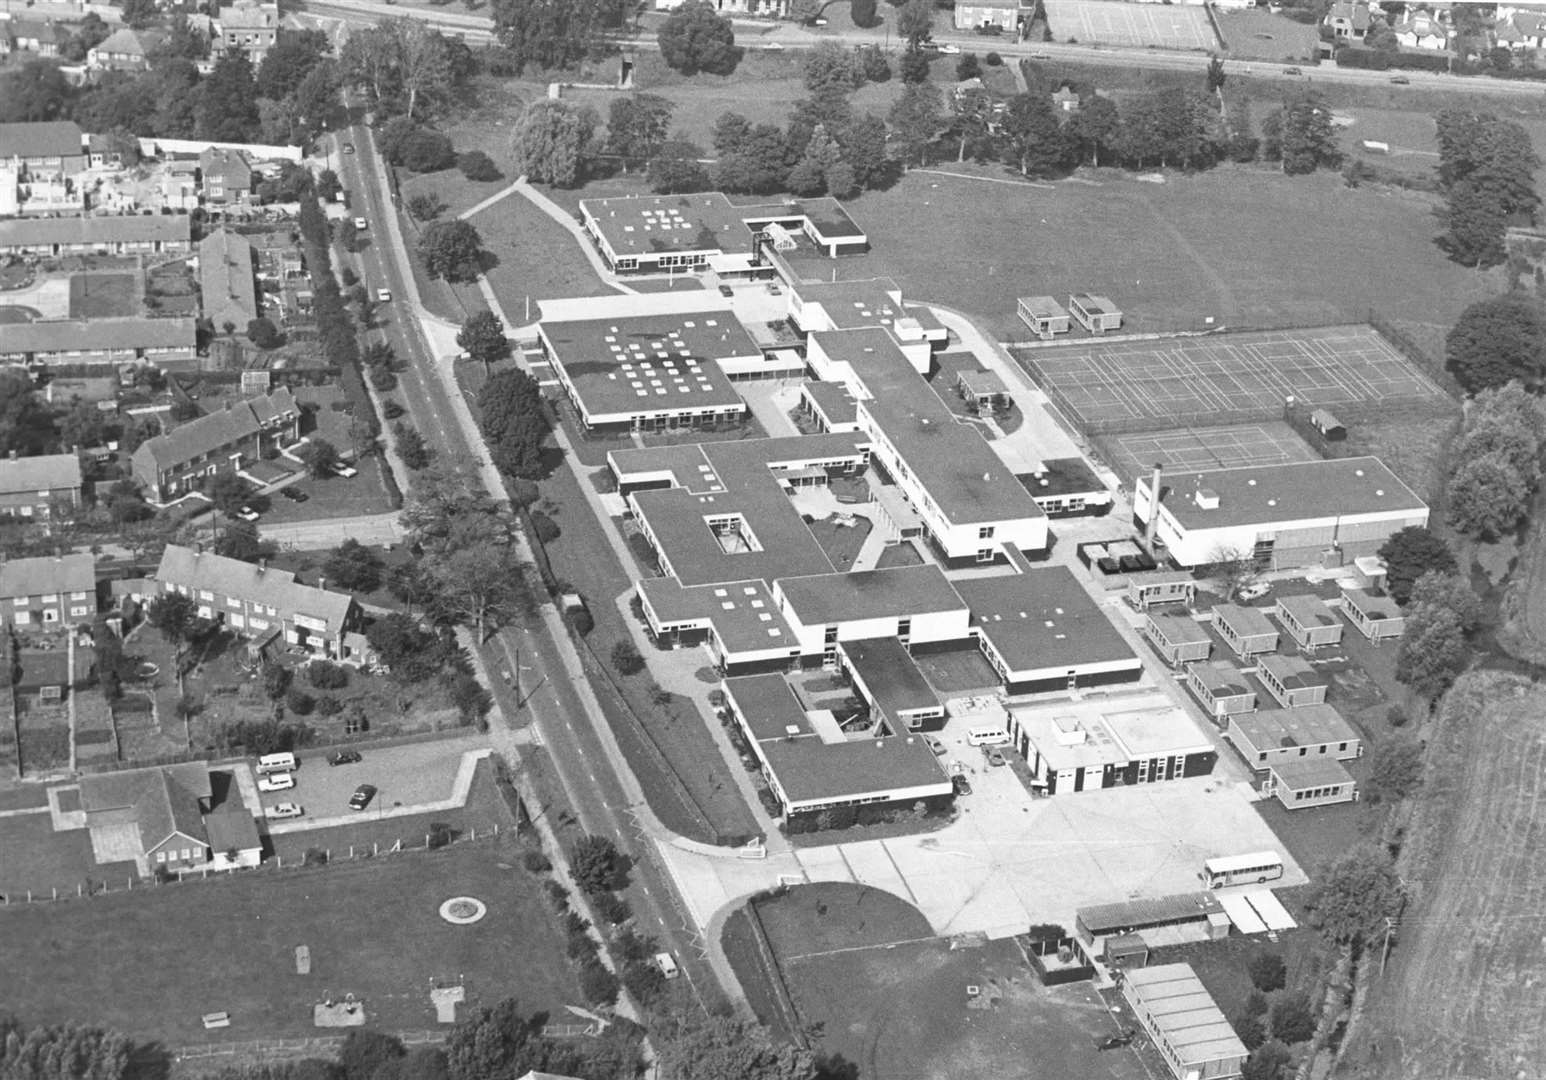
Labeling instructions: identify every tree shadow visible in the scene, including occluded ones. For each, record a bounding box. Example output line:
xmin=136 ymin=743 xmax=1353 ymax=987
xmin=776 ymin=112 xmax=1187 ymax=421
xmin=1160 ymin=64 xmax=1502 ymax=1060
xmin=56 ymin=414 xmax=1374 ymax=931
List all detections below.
xmin=124 ymin=1042 xmax=172 ymax=1080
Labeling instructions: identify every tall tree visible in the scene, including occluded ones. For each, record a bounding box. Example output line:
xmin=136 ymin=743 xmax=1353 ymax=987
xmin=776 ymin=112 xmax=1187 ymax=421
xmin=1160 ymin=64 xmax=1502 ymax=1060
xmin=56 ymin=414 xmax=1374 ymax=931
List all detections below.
xmin=605 ymin=93 xmax=674 ymax=169
xmin=0 ymin=60 xmax=76 ymax=123
xmin=713 ymin=122 xmax=790 ymax=194
xmin=1447 ymin=449 xmax=1530 ymax=540
xmin=655 ymin=1013 xmax=818 ymax=1080
xmin=837 ymin=113 xmax=893 ymax=190
xmin=0 ymin=371 xmax=57 ymax=457
xmin=419 ymin=219 xmax=486 ymax=283
xmin=1205 ymin=56 xmax=1226 ymax=95
xmin=1002 ymin=91 xmax=1071 ymax=177
xmin=1442 ymin=180 xmax=1508 ymax=268
xmin=324 ymin=539 xmax=386 ymax=593
xmin=1066 ymin=94 xmax=1120 ymax=167
xmin=424 ymin=541 xmax=534 ymax=641
xmin=478 ymin=368 xmax=549 ymax=479
xmin=511 ymin=99 xmax=597 ymax=187
xmin=257 ymin=28 xmax=332 ymax=100
xmin=456 ymin=310 xmax=509 ymax=367
xmin=647 ymin=139 xmax=710 ymax=194
xmin=897 ymin=0 xmax=934 ymax=51
xmin=887 ymin=81 xmax=944 ymax=169
xmin=949 ymin=83 xmax=995 ymax=163
xmin=0 ymin=1021 xmax=132 ymax=1080
xmin=1396 ymin=602 xmax=1470 ymax=699
xmin=1305 ymin=843 xmax=1405 ymax=947
xmin=1275 ymin=93 xmax=1339 ymax=175
xmin=803 ymin=40 xmax=861 ymax=96
xmin=196 ymin=52 xmax=261 ymax=142
xmin=657 ymin=1 xmax=739 ymax=76
xmin=1445 ymin=293 xmax=1546 ymax=393
xmin=491 ymin=0 xmax=609 ymax=75
xmin=1377 ymin=526 xmax=1456 ymax=605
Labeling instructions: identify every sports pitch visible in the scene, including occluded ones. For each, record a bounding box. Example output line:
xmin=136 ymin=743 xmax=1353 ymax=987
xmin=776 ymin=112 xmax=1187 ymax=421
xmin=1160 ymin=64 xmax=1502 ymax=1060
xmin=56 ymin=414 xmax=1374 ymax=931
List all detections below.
xmin=1018 ymin=325 xmax=1445 ymax=432
xmin=1043 ymin=0 xmax=1219 ymax=50
xmin=1111 ymin=422 xmax=1319 ymax=479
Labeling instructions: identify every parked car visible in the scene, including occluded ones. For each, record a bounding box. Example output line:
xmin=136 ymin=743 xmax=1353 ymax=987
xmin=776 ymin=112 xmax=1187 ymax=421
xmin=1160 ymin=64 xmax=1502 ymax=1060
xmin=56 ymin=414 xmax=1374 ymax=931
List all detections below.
xmin=718 ymin=284 xmax=734 ymax=297
xmin=936 ymin=43 xmax=961 ymax=54
xmin=926 ymin=735 xmax=946 ymax=756
xmin=1282 ymin=66 xmax=1302 ymax=75
xmin=332 ymin=462 xmax=359 ymax=479
xmin=258 ymin=772 xmax=295 ymax=792
xmin=265 ymin=802 xmax=304 ymax=819
xmin=234 ymin=505 xmax=260 ymax=522
xmin=984 ymin=746 xmax=1007 ymax=767
xmin=762 ymin=41 xmax=784 ymax=50
xmin=342 ymin=142 xmax=356 ymax=154
xmin=1390 ymin=75 xmax=1410 ymax=84
xmin=348 ymin=783 xmax=377 ymax=810
xmin=1030 ymin=52 xmax=1051 ymax=59
xmin=280 ymin=487 xmax=309 ymax=502
xmin=1237 ymin=580 xmax=1272 ymax=601
xmin=328 ymin=749 xmax=363 ymax=766
xmin=951 ymin=774 xmax=972 ymax=797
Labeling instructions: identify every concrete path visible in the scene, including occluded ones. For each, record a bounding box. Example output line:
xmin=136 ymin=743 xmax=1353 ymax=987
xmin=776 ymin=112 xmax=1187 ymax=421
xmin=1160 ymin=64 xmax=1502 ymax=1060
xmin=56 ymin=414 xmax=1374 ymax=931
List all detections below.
xmin=505 ymin=179 xmax=636 ymax=299
xmin=457 ymin=180 xmax=528 ymax=222
xmin=0 ymin=804 xmax=52 ymax=820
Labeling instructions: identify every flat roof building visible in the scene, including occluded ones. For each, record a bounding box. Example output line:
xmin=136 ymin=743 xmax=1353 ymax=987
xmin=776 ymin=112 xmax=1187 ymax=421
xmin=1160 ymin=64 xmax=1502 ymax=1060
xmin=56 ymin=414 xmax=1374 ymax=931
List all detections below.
xmin=1009 ymin=692 xmax=1216 ymax=795
xmin=721 ymin=673 xmax=952 ymax=819
xmin=1342 ymin=587 xmax=1405 ymax=641
xmin=636 ymin=576 xmax=801 ymax=676
xmin=1144 ymin=611 xmax=1212 ymax=667
xmin=1264 ymin=758 xmax=1358 ymax=810
xmin=1226 ymin=704 xmax=1361 ymax=771
xmin=1255 ymin=654 xmax=1329 ymax=708
xmin=1135 ymin=457 xmax=1428 ymax=570
xmin=1187 ymin=661 xmax=1257 ymax=721
xmin=1273 ymin=592 xmax=1343 ymax=650
xmin=838 ymin=637 xmax=943 ymax=732
xmin=1017 ymin=295 xmax=1072 ymax=338
xmin=1069 ymin=293 xmax=1122 ymax=333
xmin=1076 ymin=893 xmax=1228 ymax=949
xmin=1211 ymin=603 xmax=1279 ymax=659
xmin=776 ymin=565 xmax=970 ymax=658
xmin=1122 ymin=963 xmax=1248 ymax=1080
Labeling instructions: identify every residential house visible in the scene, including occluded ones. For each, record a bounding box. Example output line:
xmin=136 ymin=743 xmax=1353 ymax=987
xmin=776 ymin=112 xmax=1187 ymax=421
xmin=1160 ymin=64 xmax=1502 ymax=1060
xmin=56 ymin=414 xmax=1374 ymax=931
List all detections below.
xmin=161 ymin=160 xmax=200 ymax=212
xmin=0 ymin=317 xmax=198 ymax=369
xmin=0 ymin=452 xmax=83 ymax=520
xmin=213 ymin=0 xmax=279 ymax=63
xmin=954 ymin=0 xmax=1022 ymax=33
xmin=1324 ymin=1 xmax=1371 ymax=40
xmin=200 ymin=148 xmax=254 ymax=208
xmin=0 ymin=214 xmax=192 ymax=257
xmin=0 ymin=553 xmax=96 ymax=630
xmin=87 ymin=27 xmax=162 ymax=71
xmin=154 ymin=544 xmax=362 ymax=659
xmin=199 ymin=228 xmax=259 ymax=334
xmin=1052 ymin=86 xmax=1081 ymax=113
xmin=0 ymin=120 xmax=87 ymax=178
xmin=1393 ymin=10 xmax=1451 ymax=50
xmin=0 ymin=20 xmax=74 ymax=58
xmin=1497 ymin=10 xmax=1546 ymax=52
xmin=130 ymin=387 xmax=299 ymax=501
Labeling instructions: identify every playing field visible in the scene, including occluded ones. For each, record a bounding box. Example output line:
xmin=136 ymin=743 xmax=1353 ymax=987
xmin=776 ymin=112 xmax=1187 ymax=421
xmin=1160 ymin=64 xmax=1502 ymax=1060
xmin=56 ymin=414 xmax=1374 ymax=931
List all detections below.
xmin=1110 ymin=422 xmax=1319 ymax=478
xmin=1018 ymin=325 xmax=1444 ymax=433
xmin=1044 ymin=0 xmax=1219 ymax=50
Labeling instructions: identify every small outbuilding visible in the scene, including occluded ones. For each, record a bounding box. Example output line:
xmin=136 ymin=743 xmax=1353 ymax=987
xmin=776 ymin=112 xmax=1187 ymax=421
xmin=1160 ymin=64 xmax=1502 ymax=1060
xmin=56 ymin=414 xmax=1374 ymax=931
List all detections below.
xmin=1017 ymin=295 xmax=1071 ymax=338
xmin=1126 ymin=570 xmax=1196 ymax=610
xmin=1341 ymin=587 xmax=1404 ymax=641
xmin=1144 ymin=612 xmax=1212 ymax=667
xmin=1310 ymin=408 xmax=1346 ymax=441
xmin=956 ymin=368 xmax=1013 ymax=414
xmin=1255 ymin=654 xmax=1329 ymax=708
xmin=1264 ymin=758 xmax=1358 ymax=810
xmin=1187 ymin=660 xmax=1257 ymax=721
xmin=1211 ymin=603 xmax=1279 ymax=659
xmin=1121 ymin=963 xmax=1248 ymax=1080
xmin=1069 ymin=293 xmax=1123 ymax=334
xmin=1273 ymin=593 xmax=1343 ymax=650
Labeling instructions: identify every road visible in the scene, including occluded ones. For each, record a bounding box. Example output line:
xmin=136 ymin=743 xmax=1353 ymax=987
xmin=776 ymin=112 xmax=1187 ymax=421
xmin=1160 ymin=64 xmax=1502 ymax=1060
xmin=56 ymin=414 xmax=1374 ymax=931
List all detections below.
xmin=332 ymin=125 xmax=727 ymax=1008
xmin=302 ymin=0 xmax=1546 ymax=100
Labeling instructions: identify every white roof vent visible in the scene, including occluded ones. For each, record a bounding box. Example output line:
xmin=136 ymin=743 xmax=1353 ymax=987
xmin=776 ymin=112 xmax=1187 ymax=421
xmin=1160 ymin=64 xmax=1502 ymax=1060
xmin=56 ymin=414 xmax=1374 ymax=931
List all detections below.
xmin=1194 ymin=488 xmax=1220 ymax=510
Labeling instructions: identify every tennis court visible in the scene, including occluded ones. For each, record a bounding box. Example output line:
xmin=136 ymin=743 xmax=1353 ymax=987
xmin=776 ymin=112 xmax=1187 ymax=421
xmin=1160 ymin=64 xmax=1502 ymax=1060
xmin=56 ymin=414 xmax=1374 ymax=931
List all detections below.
xmin=1111 ymin=422 xmax=1319 ymax=479
xmin=1043 ymin=0 xmax=1219 ymax=50
xmin=1019 ymin=325 xmax=1444 ymax=432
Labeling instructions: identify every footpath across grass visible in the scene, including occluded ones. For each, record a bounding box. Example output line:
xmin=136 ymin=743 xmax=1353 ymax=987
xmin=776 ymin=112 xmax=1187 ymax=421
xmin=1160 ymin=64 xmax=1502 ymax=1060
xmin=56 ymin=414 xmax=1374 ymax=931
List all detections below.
xmin=0 ymin=833 xmax=579 ymax=1045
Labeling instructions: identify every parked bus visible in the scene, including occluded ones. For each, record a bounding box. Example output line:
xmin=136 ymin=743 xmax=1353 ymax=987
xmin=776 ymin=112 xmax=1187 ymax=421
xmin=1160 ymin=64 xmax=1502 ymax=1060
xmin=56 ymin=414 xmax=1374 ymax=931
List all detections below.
xmin=1203 ymin=851 xmax=1284 ymax=889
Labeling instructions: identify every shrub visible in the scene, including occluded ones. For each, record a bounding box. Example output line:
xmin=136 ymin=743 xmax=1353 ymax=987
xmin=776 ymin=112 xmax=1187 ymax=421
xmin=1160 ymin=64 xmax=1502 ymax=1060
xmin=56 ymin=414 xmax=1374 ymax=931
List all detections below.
xmin=610 ymin=641 xmax=645 ymax=677
xmin=568 ymin=607 xmax=594 ymax=636
xmin=577 ymin=959 xmax=619 ymax=1007
xmin=309 ymin=661 xmax=350 ymax=690
xmin=408 ymin=193 xmax=447 ymax=221
xmin=985 ymin=51 xmax=1003 ymax=65
xmin=1269 ymin=991 xmax=1316 ymax=1044
xmin=458 ymin=150 xmax=502 ymax=181
xmin=593 ymin=890 xmax=632 ymax=925
xmin=530 ymin=510 xmax=561 ymax=544
xmin=621 ymin=959 xmax=667 ymax=1007
xmin=427 ymin=822 xmax=454 ymax=849
xmin=382 ymin=399 xmax=405 ymax=420
xmin=316 ymin=695 xmax=343 ymax=716
xmin=851 ymin=0 xmax=880 ymax=28
xmin=401 ymin=129 xmax=457 ymax=173
xmin=247 ymin=316 xmax=283 ymax=349
xmin=304 ymin=847 xmax=328 ymax=866
xmin=1247 ymin=952 xmax=1287 ymax=993
xmin=286 ymin=688 xmax=316 ymax=716
xmin=543 ymin=880 xmax=569 ymax=911
xmin=1234 ymin=1011 xmax=1266 ymax=1051
xmin=569 ymin=834 xmax=626 ymax=895
xmin=1243 ymin=990 xmax=1269 ymax=1017
xmin=522 ymin=849 xmax=552 ymax=873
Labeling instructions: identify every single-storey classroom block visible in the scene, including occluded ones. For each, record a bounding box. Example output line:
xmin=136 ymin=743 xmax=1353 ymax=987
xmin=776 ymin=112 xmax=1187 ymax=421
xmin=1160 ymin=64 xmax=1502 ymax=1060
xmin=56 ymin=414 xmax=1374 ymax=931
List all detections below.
xmin=1273 ymin=593 xmax=1343 ymax=650
xmin=1187 ymin=660 xmax=1257 ymax=720
xmin=1264 ymin=758 xmax=1358 ymax=810
xmin=1226 ymin=704 xmax=1362 ymax=771
xmin=1011 ymin=695 xmax=1217 ymax=794
xmin=1121 ymin=963 xmax=1248 ymax=1080
xmin=1076 ymin=893 xmax=1229 ymax=950
xmin=1127 ymin=570 xmax=1196 ymax=610
xmin=1255 ymin=654 xmax=1328 ymax=708
xmin=1069 ymin=293 xmax=1123 ymax=334
xmin=956 ymin=368 xmax=1013 ymax=413
xmin=1017 ymin=295 xmax=1071 ymax=338
xmin=1211 ymin=603 xmax=1279 ymax=659
xmin=1341 ymin=587 xmax=1405 ymax=641
xmin=837 ymin=637 xmax=944 ymax=733
xmin=1144 ymin=612 xmax=1212 ymax=666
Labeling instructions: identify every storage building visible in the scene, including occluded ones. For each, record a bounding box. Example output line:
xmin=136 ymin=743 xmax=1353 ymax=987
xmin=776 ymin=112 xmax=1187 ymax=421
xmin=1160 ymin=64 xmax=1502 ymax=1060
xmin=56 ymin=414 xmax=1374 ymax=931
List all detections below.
xmin=1144 ymin=612 xmax=1211 ymax=666
xmin=1121 ymin=963 xmax=1248 ymax=1080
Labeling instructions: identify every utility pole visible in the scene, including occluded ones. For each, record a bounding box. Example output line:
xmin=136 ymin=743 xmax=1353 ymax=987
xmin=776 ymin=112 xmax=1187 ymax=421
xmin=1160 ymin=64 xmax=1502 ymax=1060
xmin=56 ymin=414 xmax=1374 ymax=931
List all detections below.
xmin=1379 ymin=916 xmax=1397 ymax=977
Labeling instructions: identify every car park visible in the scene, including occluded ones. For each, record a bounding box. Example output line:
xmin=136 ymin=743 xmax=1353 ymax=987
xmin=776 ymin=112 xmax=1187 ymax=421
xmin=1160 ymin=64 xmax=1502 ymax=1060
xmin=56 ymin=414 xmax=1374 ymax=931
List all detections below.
xmin=258 ymin=772 xmax=295 ymax=792
xmin=265 ymin=802 xmax=304 ymax=819
xmin=926 ymin=735 xmax=946 ymax=756
xmin=349 ymin=783 xmax=377 ymax=810
xmin=328 ymin=749 xmax=363 ymax=766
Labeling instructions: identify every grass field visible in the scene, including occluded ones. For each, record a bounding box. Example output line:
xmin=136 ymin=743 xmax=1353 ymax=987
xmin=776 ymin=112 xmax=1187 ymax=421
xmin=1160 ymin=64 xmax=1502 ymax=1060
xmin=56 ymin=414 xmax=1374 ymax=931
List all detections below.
xmin=1212 ymin=8 xmax=1320 ymax=61
xmin=1345 ymin=672 xmax=1546 ymax=1079
xmin=69 ymin=272 xmax=139 ymax=318
xmin=784 ymin=168 xmax=1501 ymax=342
xmin=0 ymin=834 xmax=580 ymax=1044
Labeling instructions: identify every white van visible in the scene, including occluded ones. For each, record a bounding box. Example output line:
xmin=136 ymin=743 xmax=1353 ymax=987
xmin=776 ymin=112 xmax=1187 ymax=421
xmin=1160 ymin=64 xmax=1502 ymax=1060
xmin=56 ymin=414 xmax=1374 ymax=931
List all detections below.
xmin=257 ymin=752 xmax=297 ymax=775
xmin=967 ymin=727 xmax=1010 ymax=747
xmin=654 ymin=952 xmax=680 ymax=980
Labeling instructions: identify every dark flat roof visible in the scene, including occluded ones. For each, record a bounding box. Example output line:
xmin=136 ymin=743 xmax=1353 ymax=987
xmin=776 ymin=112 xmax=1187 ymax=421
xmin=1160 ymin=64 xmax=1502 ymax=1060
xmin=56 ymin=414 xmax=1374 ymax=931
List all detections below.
xmin=1257 ymin=654 xmax=1326 ymax=691
xmin=841 ymin=638 xmax=939 ymax=716
xmin=1020 ymin=456 xmax=1106 ymax=498
xmin=801 ymin=381 xmax=858 ymax=426
xmin=1213 ymin=603 xmax=1277 ymax=639
xmin=1147 ymin=457 xmax=1426 ymax=531
xmin=779 ymin=565 xmax=965 ymax=628
xmin=956 ymin=567 xmax=1138 ymax=675
xmin=1078 ymin=892 xmax=1223 ymax=935
xmin=638 ymin=576 xmax=798 ymax=655
xmin=1230 ymin=704 xmax=1357 ymax=750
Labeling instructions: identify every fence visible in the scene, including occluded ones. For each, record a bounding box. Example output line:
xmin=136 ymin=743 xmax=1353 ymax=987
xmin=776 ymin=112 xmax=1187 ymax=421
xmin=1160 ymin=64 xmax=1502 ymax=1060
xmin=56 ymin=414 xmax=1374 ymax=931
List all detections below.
xmin=174 ymin=1019 xmax=591 ymax=1068
xmin=1366 ymin=307 xmax=1461 ymax=400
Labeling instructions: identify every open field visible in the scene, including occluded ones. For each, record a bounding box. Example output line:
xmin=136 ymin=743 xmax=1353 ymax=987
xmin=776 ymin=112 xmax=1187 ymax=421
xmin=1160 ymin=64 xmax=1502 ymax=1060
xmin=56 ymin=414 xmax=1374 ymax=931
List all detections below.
xmin=1345 ymin=672 xmax=1546 ymax=1080
xmin=0 ymin=834 xmax=579 ymax=1044
xmin=1044 ymin=0 xmax=1218 ymax=50
xmin=1109 ymin=422 xmax=1318 ymax=479
xmin=789 ymin=166 xmax=1501 ymax=342
xmin=1019 ymin=325 xmax=1445 ymax=433
xmin=1212 ymin=8 xmax=1320 ymax=61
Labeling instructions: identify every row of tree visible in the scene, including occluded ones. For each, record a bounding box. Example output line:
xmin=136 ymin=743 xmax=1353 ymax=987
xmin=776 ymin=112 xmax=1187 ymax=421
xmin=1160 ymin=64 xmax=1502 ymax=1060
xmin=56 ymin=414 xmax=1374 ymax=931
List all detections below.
xmin=1436 ymin=108 xmax=1542 ymax=268
xmin=1444 ymin=381 xmax=1546 ymax=541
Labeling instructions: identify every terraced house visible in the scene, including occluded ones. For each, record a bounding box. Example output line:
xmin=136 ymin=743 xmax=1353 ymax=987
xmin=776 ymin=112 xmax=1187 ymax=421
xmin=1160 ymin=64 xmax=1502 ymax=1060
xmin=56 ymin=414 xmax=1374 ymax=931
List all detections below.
xmin=0 ymin=553 xmax=96 ymax=630
xmin=0 ymin=452 xmax=83 ymax=520
xmin=131 ymin=387 xmax=299 ymax=502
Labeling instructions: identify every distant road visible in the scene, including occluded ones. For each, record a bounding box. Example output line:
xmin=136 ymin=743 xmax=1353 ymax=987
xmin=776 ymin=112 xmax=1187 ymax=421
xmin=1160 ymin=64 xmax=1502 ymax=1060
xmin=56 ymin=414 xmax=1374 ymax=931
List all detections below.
xmin=301 ymin=0 xmax=1546 ymax=100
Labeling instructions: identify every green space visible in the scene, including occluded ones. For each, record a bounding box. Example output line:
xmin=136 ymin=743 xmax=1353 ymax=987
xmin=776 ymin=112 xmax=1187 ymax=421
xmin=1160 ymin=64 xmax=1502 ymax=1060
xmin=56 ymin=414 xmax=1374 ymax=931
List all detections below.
xmin=1211 ymin=9 xmax=1321 ymax=61
xmin=0 ymin=808 xmax=128 ymax=899
xmin=69 ymin=272 xmax=139 ymax=319
xmin=0 ymin=832 xmax=579 ymax=1044
xmin=0 ymin=305 xmax=40 ymax=323
xmin=805 ymin=512 xmax=872 ymax=572
xmin=251 ymin=455 xmax=399 ymax=524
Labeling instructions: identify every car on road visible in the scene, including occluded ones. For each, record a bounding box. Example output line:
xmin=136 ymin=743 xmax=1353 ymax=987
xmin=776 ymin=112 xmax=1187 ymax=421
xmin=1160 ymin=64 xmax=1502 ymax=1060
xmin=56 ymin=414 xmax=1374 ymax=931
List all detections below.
xmin=1030 ymin=52 xmax=1051 ymax=59
xmin=926 ymin=735 xmax=946 ymax=756
xmin=332 ymin=462 xmax=359 ymax=479
xmin=377 ymin=287 xmax=392 ymax=303
xmin=280 ymin=487 xmax=309 ymax=502
xmin=348 ymin=783 xmax=377 ymax=810
xmin=984 ymin=746 xmax=1008 ymax=767
xmin=328 ymin=749 xmax=363 ymax=766
xmin=258 ymin=772 xmax=295 ymax=792
xmin=1282 ymin=66 xmax=1302 ymax=75
xmin=234 ymin=505 xmax=260 ymax=522
xmin=342 ymin=143 xmax=356 ymax=154
xmin=951 ymin=774 xmax=972 ymax=797
xmin=806 ymin=16 xmax=827 ymax=25
xmin=353 ymin=217 xmax=368 ymax=230
xmin=265 ymin=802 xmax=304 ymax=819
xmin=935 ymin=43 xmax=961 ymax=54
xmin=1390 ymin=75 xmax=1410 ymax=84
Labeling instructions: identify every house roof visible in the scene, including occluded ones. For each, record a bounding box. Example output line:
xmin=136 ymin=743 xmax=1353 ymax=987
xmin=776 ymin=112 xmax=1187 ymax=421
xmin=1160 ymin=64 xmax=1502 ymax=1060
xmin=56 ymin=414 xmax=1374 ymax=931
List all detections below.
xmin=219 ymin=1 xmax=279 ymax=30
xmin=1146 ymin=457 xmax=1426 ymax=532
xmin=133 ymin=387 xmax=297 ymax=472
xmin=1191 ymin=661 xmax=1252 ymax=698
xmin=204 ymin=806 xmax=262 ymax=852
xmin=0 ymin=317 xmax=197 ymax=356
xmin=199 ymin=228 xmax=259 ymax=327
xmin=3 ymin=20 xmax=75 ymax=45
xmin=0 ymin=214 xmax=192 ymax=248
xmin=200 ymin=147 xmax=253 ymax=182
xmin=0 ymin=553 xmax=95 ymax=600
xmin=1230 ymin=704 xmax=1358 ymax=752
xmin=0 ymin=120 xmax=83 ymax=159
xmin=92 ymin=27 xmax=156 ymax=57
xmin=79 ymin=762 xmax=211 ymax=855
xmin=1276 ymin=592 xmax=1338 ymax=630
xmin=155 ymin=543 xmax=356 ymax=635
xmin=779 ymin=565 xmax=965 ymax=629
xmin=956 ymin=567 xmax=1138 ymax=676
xmin=0 ymin=452 xmax=82 ymax=496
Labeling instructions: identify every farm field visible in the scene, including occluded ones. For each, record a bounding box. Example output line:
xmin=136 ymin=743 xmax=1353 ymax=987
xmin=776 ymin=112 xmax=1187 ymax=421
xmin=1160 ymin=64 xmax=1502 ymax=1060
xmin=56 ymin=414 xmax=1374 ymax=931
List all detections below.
xmin=1346 ymin=672 xmax=1546 ymax=1079
xmin=0 ymin=834 xmax=579 ymax=1044
xmin=782 ymin=168 xmax=1500 ymax=342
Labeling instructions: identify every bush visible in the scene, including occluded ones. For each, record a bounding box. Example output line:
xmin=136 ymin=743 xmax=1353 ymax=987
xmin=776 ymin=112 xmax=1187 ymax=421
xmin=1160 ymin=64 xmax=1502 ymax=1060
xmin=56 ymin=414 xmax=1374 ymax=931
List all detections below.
xmin=309 ymin=661 xmax=350 ymax=690
xmin=610 ymin=640 xmax=645 ymax=677
xmin=247 ymin=317 xmax=283 ymax=349
xmin=382 ymin=399 xmax=405 ymax=420
xmin=286 ymin=688 xmax=316 ymax=716
xmin=851 ymin=0 xmax=880 ymax=28
xmin=458 ymin=150 xmax=502 ymax=181
xmin=593 ymin=890 xmax=632 ymax=925
xmin=370 ymin=368 xmax=399 ymax=392
xmin=522 ymin=849 xmax=552 ymax=873
xmin=621 ymin=959 xmax=667 ymax=1007
xmin=568 ymin=607 xmax=594 ymax=636
xmin=1234 ymin=1011 xmax=1266 ymax=1051
xmin=543 ymin=879 xmax=569 ymax=911
xmin=1269 ymin=991 xmax=1316 ymax=1044
xmin=401 ymin=128 xmax=457 ymax=173
xmin=1243 ymin=990 xmax=1269 ymax=1017
xmin=985 ymin=51 xmax=1002 ymax=65
xmin=316 ymin=695 xmax=343 ymax=716
xmin=569 ymin=833 xmax=626 ymax=895
xmin=1247 ymin=952 xmax=1287 ymax=993
xmin=530 ymin=510 xmax=561 ymax=544
xmin=577 ymin=959 xmax=619 ymax=1007
xmin=427 ymin=822 xmax=454 ymax=849
xmin=408 ymin=193 xmax=447 ymax=221
xmin=304 ymin=847 xmax=328 ymax=866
